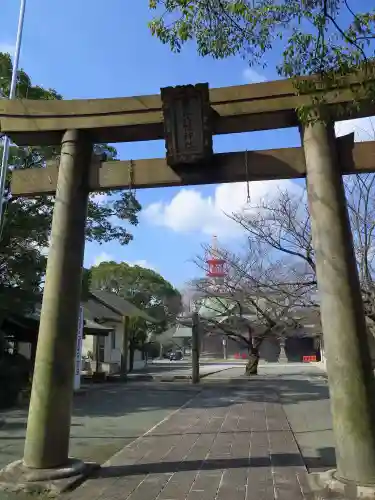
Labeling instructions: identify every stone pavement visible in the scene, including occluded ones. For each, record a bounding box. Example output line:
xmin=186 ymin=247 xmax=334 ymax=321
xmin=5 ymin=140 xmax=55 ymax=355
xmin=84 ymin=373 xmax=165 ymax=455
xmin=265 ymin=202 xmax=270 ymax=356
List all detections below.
xmin=206 ymin=365 xmax=335 ymax=472
xmin=67 ymin=385 xmax=312 ymax=500
xmin=0 ymin=384 xmax=198 ymax=470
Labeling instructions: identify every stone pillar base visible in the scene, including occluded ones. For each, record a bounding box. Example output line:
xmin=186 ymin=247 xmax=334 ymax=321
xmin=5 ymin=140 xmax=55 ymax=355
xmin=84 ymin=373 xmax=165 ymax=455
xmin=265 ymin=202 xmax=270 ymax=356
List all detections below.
xmin=279 ymin=346 xmax=288 ymax=363
xmin=0 ymin=458 xmax=99 ymax=496
xmin=309 ymin=469 xmax=375 ymax=499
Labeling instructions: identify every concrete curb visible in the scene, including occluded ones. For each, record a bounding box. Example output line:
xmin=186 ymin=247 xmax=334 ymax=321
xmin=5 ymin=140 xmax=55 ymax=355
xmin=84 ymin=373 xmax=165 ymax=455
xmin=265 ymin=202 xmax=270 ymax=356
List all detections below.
xmin=77 ymin=366 xmax=234 ymax=390
xmin=154 ymin=366 xmax=234 ymax=382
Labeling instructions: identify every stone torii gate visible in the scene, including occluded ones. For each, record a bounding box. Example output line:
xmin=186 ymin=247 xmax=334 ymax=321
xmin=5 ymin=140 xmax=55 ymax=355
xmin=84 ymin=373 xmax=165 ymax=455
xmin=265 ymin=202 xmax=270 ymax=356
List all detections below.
xmin=2 ymin=73 xmax=375 ymax=495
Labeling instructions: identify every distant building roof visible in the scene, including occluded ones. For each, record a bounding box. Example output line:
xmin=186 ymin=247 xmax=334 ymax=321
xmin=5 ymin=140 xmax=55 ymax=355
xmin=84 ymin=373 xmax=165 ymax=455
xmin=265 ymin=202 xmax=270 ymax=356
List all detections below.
xmin=87 ymin=290 xmax=159 ymax=323
xmin=198 ymin=296 xmax=236 ymax=318
xmin=155 ymin=324 xmax=193 ymax=347
xmin=2 ymin=311 xmax=113 ymax=341
xmin=84 ymin=319 xmax=113 ymax=336
xmin=23 ymin=291 xmax=159 ymax=332
xmin=82 ymin=299 xmax=120 ymax=323
xmin=173 ymin=325 xmax=192 ymax=338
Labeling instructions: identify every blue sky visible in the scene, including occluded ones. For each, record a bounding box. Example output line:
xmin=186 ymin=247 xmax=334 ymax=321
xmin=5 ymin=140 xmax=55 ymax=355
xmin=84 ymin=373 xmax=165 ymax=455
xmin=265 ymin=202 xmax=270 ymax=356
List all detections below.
xmin=0 ymin=0 xmax=370 ymax=289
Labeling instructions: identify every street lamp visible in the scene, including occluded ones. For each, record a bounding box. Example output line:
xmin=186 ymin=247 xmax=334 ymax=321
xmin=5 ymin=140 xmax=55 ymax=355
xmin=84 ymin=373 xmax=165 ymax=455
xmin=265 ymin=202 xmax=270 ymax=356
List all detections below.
xmin=0 ymin=0 xmax=27 ymax=234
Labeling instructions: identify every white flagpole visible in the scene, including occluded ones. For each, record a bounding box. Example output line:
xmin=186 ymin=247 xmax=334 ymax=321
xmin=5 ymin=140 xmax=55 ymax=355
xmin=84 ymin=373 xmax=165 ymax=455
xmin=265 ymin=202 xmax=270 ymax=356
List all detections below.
xmin=0 ymin=0 xmax=27 ymax=230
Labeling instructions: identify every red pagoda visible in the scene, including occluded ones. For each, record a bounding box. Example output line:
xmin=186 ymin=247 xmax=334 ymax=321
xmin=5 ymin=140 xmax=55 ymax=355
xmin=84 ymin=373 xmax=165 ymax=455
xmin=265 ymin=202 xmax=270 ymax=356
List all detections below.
xmin=206 ymin=235 xmax=226 ymax=280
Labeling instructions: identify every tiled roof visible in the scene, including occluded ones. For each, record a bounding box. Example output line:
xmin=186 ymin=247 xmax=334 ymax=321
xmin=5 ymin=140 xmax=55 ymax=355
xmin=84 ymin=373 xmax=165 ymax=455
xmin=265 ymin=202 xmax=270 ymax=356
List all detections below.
xmin=82 ymin=298 xmax=120 ymax=323
xmin=89 ymin=290 xmax=159 ymax=323
xmin=84 ymin=319 xmax=113 ymax=336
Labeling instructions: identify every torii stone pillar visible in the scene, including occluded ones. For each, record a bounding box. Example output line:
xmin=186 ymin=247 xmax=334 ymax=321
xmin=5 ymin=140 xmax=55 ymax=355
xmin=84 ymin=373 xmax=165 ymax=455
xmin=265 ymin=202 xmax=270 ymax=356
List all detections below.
xmin=301 ymin=118 xmax=375 ymax=486
xmin=23 ymin=130 xmax=92 ymax=470
xmin=191 ymin=312 xmax=200 ymax=384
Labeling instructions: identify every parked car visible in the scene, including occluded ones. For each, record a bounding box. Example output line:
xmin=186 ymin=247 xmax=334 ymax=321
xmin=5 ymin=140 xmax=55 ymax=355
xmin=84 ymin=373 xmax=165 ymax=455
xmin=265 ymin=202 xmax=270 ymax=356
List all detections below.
xmin=169 ymin=351 xmax=183 ymax=361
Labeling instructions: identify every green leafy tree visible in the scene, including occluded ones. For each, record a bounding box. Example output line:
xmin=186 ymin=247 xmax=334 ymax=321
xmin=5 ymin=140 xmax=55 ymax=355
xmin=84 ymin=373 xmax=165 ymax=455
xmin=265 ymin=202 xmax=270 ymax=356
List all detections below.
xmin=148 ymin=1 xmax=375 ymax=77
xmin=90 ymin=261 xmax=182 ymax=370
xmin=127 ymin=316 xmax=148 ymax=371
xmin=0 ymin=52 xmax=141 ymax=317
xmin=81 ymin=268 xmax=92 ymax=301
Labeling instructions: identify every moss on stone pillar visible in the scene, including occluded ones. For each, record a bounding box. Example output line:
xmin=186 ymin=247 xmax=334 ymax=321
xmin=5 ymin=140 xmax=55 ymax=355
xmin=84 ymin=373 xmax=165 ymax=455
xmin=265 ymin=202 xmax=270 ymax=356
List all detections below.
xmin=302 ymin=118 xmax=375 ymax=484
xmin=23 ymin=130 xmax=92 ymax=469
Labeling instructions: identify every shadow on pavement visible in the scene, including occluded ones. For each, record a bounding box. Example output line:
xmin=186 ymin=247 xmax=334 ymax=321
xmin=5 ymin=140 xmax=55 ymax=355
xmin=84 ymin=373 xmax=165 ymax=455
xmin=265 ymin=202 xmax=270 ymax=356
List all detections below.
xmin=70 ymin=375 xmax=330 ymax=418
xmin=304 ymin=447 xmax=336 ymax=471
xmin=274 ymin=375 xmax=330 ymax=405
xmin=94 ymin=454 xmax=306 ymax=478
xmin=0 ymin=430 xmax=336 ymax=442
xmin=0 ymin=374 xmax=330 ymax=423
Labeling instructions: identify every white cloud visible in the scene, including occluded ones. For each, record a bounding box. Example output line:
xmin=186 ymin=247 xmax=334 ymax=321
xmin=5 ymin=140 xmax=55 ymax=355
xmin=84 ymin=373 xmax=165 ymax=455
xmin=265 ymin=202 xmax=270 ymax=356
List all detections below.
xmin=335 ymin=116 xmax=375 ymax=142
xmin=131 ymin=259 xmax=156 ymax=271
xmin=143 ymin=180 xmax=302 ymax=240
xmin=146 ymin=112 xmax=375 ymax=241
xmin=92 ymin=252 xmax=155 ymax=271
xmin=243 ymin=67 xmax=267 ymax=83
xmin=93 ymin=252 xmax=113 ymax=266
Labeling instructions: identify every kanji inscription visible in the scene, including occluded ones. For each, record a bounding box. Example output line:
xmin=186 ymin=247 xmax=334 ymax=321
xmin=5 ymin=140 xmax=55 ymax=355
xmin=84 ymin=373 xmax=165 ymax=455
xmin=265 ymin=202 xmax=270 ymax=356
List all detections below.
xmin=161 ymin=83 xmax=213 ymax=167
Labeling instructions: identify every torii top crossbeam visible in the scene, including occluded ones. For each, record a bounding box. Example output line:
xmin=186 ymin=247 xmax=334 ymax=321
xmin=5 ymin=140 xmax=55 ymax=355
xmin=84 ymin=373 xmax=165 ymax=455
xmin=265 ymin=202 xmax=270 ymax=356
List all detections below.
xmin=4 ymin=66 xmax=375 ymax=197
xmin=0 ymin=67 xmax=374 ymax=146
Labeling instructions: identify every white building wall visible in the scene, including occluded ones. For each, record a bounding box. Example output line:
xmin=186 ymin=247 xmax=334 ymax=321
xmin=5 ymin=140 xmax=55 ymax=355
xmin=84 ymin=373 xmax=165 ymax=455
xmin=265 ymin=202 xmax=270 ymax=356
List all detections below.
xmin=12 ymin=327 xmax=144 ymax=375
xmin=18 ymin=342 xmax=31 ymax=359
xmin=103 ymin=322 xmax=144 ymax=372
xmin=82 ymin=335 xmax=95 ymax=357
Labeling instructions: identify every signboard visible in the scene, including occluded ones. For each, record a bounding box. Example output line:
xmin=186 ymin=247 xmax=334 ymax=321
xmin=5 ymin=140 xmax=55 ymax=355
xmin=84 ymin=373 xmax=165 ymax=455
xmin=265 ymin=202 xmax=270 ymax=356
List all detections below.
xmin=303 ymin=355 xmax=317 ymax=363
xmin=234 ymin=352 xmax=248 ymax=359
xmin=161 ymin=83 xmax=213 ymax=167
xmin=73 ymin=306 xmax=84 ymax=391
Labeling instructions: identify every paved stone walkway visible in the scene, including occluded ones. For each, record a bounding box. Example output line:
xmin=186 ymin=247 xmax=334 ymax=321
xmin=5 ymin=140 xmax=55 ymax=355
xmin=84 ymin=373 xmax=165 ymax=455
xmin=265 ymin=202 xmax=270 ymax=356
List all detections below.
xmin=68 ymin=386 xmax=312 ymax=500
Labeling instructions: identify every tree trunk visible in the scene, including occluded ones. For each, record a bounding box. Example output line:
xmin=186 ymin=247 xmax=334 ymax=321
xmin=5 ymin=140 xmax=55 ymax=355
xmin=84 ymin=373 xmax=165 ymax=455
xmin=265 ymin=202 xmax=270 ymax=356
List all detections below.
xmin=129 ymin=344 xmax=135 ymax=373
xmin=245 ymin=329 xmax=262 ymax=376
xmin=245 ymin=349 xmax=259 ymax=375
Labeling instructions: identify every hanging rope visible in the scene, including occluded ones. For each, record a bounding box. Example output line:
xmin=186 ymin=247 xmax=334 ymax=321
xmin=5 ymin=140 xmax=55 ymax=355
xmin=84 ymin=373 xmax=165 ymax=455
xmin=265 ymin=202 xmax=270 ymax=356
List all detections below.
xmin=245 ymin=150 xmax=251 ymax=204
xmin=127 ymin=159 xmax=137 ymax=211
xmin=128 ymin=159 xmax=135 ymax=196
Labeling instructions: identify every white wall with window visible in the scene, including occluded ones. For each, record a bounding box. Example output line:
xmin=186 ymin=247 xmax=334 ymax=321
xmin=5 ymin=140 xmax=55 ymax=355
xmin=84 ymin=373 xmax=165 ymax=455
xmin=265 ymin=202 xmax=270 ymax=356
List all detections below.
xmin=81 ymin=322 xmax=144 ymax=373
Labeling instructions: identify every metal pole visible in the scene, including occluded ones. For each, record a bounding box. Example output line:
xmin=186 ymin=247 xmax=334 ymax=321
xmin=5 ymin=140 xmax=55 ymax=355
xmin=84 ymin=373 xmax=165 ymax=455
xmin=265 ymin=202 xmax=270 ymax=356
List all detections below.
xmin=0 ymin=0 xmax=27 ymax=229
